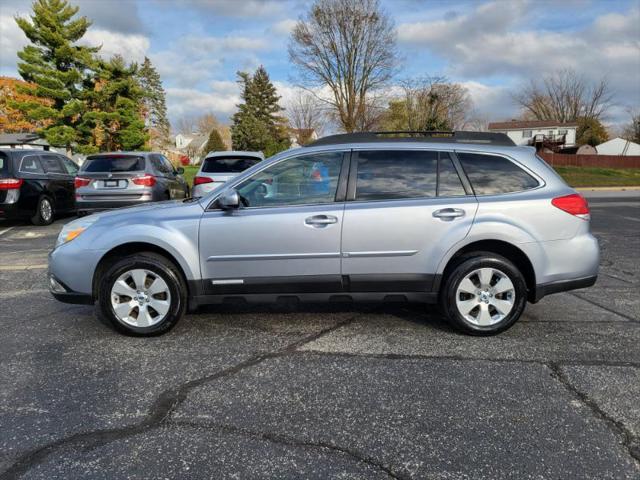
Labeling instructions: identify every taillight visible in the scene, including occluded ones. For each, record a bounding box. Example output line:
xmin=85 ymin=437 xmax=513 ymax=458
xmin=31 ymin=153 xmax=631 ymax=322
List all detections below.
xmin=194 ymin=176 xmax=214 ymax=186
xmin=132 ymin=175 xmax=156 ymax=187
xmin=74 ymin=177 xmax=91 ymax=188
xmin=552 ymin=193 xmax=590 ymax=220
xmin=0 ymin=178 xmax=23 ymax=190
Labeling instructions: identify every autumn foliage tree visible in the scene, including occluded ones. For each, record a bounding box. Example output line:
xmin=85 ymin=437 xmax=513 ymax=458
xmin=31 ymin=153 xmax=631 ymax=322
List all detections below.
xmin=0 ymin=77 xmax=51 ymax=133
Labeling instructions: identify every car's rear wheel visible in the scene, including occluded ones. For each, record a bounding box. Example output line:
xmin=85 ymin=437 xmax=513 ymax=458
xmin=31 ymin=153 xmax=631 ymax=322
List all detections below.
xmin=97 ymin=252 xmax=187 ymax=336
xmin=31 ymin=196 xmax=54 ymax=226
xmin=440 ymin=253 xmax=527 ymax=335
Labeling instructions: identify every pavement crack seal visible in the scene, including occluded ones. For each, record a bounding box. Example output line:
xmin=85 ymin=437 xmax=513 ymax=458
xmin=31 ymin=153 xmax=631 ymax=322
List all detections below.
xmin=0 ymin=315 xmax=360 ymax=480
xmin=171 ymin=420 xmax=404 ymax=480
xmin=568 ymin=292 xmax=639 ymax=323
xmin=548 ymin=362 xmax=640 ymax=465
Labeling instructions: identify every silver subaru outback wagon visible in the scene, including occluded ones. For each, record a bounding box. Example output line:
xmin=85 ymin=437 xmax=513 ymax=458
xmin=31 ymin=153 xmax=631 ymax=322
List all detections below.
xmin=48 ymin=131 xmax=599 ymax=336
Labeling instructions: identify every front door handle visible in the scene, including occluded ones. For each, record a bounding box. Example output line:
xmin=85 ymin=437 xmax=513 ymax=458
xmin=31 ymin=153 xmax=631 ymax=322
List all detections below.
xmin=305 ymin=215 xmax=338 ymax=227
xmin=433 ymin=208 xmax=466 ymax=221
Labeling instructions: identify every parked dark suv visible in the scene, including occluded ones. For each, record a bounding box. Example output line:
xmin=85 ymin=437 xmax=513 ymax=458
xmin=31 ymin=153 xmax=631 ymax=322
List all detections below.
xmin=75 ymin=152 xmax=189 ymax=215
xmin=0 ymin=149 xmax=78 ymax=225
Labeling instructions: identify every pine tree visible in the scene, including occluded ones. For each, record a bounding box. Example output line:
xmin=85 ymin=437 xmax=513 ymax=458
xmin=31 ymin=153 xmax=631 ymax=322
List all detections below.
xmin=203 ymin=128 xmax=226 ymax=155
xmin=138 ymin=57 xmax=170 ymax=148
xmin=231 ymin=66 xmax=290 ymax=156
xmin=81 ymin=55 xmax=148 ymax=152
xmin=13 ymin=0 xmax=99 ymax=153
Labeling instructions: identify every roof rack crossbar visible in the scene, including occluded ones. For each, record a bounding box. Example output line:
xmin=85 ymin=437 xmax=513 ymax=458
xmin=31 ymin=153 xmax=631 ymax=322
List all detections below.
xmin=306 ymin=130 xmax=516 ymax=147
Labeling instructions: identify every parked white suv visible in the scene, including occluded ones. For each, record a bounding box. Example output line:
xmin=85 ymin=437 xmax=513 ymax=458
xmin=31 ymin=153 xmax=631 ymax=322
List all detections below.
xmin=192 ymin=151 xmax=264 ymax=197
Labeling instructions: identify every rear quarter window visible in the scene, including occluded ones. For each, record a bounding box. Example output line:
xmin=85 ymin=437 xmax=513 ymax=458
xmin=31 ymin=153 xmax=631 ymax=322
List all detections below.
xmin=0 ymin=152 xmax=7 ymax=173
xmin=19 ymin=155 xmax=44 ymax=174
xmin=81 ymin=155 xmax=145 ymax=172
xmin=457 ymin=152 xmax=539 ymax=195
xmin=202 ymin=156 xmax=261 ymax=173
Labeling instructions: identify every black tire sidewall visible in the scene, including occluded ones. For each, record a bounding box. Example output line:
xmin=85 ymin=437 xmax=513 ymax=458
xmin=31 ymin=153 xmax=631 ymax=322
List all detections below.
xmin=98 ymin=254 xmax=186 ymax=336
xmin=441 ymin=254 xmax=527 ymax=335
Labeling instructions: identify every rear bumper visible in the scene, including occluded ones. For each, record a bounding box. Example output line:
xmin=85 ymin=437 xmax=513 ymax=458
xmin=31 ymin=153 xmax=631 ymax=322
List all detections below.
xmin=76 ymin=197 xmax=155 ymax=212
xmin=532 ymin=275 xmax=597 ymax=303
xmin=192 ymin=182 xmax=225 ymax=197
xmin=0 ymin=202 xmax=23 ymax=219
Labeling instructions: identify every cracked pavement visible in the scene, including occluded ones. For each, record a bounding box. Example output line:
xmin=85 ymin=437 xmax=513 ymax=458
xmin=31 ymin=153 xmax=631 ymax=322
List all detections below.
xmin=0 ymin=192 xmax=638 ymax=479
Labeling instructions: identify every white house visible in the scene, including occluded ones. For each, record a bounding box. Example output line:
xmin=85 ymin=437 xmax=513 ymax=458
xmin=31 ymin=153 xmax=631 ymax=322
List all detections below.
xmin=488 ymin=120 xmax=578 ymax=148
xmin=596 ymin=137 xmax=640 ymax=156
xmin=175 ymin=133 xmax=194 ymax=149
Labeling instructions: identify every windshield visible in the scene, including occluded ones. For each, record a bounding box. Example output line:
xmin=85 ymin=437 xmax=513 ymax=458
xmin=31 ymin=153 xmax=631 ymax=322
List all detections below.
xmin=202 ymin=156 xmax=261 ymax=173
xmin=81 ymin=155 xmax=145 ymax=172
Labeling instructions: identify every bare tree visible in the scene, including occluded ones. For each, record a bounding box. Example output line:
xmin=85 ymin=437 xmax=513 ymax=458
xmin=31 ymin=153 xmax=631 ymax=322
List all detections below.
xmin=512 ymin=69 xmax=613 ymax=122
xmin=175 ymin=116 xmax=196 ymax=135
xmin=621 ymin=107 xmax=640 ymax=143
xmin=379 ymin=76 xmax=473 ymax=131
xmin=289 ymin=0 xmax=398 ymax=133
xmin=196 ymin=112 xmax=221 ymax=135
xmin=286 ymin=90 xmax=327 ymax=143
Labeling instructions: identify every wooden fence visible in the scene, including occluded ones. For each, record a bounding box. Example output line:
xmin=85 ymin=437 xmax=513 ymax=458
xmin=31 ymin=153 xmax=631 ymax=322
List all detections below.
xmin=539 ymin=153 xmax=640 ymax=169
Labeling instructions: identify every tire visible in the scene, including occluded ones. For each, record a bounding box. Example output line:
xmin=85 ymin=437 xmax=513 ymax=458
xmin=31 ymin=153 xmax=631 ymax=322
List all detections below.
xmin=31 ymin=196 xmax=54 ymax=226
xmin=439 ymin=252 xmax=527 ymax=335
xmin=97 ymin=252 xmax=187 ymax=336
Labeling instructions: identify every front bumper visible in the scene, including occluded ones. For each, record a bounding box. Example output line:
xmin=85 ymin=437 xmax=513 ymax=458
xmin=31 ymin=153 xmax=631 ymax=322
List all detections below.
xmin=49 ymin=274 xmax=94 ymax=304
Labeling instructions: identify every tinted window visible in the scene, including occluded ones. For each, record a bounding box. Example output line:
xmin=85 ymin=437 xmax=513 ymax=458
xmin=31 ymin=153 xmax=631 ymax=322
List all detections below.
xmin=202 ymin=156 xmax=261 ymax=173
xmin=236 ymin=152 xmax=343 ymax=208
xmin=438 ymin=153 xmax=466 ymax=196
xmin=355 ymin=150 xmax=437 ymax=201
xmin=40 ymin=155 xmax=64 ymax=174
xmin=81 ymin=155 xmax=145 ymax=172
xmin=458 ymin=153 xmax=539 ymax=195
xmin=19 ymin=156 xmax=44 ymax=174
xmin=159 ymin=155 xmax=175 ymax=174
xmin=0 ymin=153 xmax=8 ymax=173
xmin=60 ymin=156 xmax=78 ymax=175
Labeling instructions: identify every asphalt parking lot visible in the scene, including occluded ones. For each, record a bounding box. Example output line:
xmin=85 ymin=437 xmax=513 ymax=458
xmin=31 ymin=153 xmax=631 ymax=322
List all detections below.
xmin=0 ymin=192 xmax=638 ymax=479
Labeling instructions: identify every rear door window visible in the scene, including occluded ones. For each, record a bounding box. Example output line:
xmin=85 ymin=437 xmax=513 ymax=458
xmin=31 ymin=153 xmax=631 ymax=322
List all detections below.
xmin=355 ymin=150 xmax=438 ymax=201
xmin=19 ymin=155 xmax=44 ymax=174
xmin=81 ymin=155 xmax=145 ymax=172
xmin=457 ymin=152 xmax=539 ymax=195
xmin=202 ymin=156 xmax=261 ymax=173
xmin=59 ymin=156 xmax=79 ymax=175
xmin=40 ymin=154 xmax=65 ymax=174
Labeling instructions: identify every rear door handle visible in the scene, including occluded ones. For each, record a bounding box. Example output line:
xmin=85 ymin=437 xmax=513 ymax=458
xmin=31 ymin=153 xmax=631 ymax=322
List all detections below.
xmin=305 ymin=215 xmax=338 ymax=227
xmin=433 ymin=208 xmax=466 ymax=220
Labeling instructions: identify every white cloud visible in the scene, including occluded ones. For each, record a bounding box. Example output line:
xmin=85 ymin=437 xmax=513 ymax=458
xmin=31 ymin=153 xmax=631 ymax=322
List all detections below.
xmin=166 ymin=85 xmax=240 ymax=121
xmin=397 ymin=2 xmax=640 ymax=122
xmin=0 ymin=14 xmax=27 ymax=76
xmin=269 ymin=18 xmax=297 ymax=36
xmin=82 ymin=29 xmax=150 ymax=64
xmin=160 ymin=0 xmax=285 ymax=18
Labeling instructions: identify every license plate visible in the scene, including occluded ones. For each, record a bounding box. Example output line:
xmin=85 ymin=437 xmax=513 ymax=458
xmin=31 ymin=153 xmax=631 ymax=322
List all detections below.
xmin=104 ymin=180 xmax=119 ymax=187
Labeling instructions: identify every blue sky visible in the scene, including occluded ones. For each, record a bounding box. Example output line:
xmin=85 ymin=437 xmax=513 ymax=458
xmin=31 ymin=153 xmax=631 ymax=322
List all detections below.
xmin=1 ymin=0 xmax=639 ymax=130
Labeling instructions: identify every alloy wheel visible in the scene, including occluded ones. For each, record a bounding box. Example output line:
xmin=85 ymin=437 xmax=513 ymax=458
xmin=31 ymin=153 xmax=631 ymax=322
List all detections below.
xmin=455 ymin=267 xmax=515 ymax=326
xmin=110 ymin=269 xmax=171 ymax=327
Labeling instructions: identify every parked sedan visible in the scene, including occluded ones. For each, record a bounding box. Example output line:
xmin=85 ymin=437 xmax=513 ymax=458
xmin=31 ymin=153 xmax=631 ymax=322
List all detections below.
xmin=0 ymin=149 xmax=78 ymax=225
xmin=75 ymin=152 xmax=189 ymax=215
xmin=192 ymin=151 xmax=263 ymax=197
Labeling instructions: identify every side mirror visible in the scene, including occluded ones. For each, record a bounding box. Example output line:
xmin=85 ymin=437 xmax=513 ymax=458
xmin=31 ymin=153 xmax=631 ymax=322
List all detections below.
xmin=176 ymin=167 xmax=185 ymax=175
xmin=218 ymin=190 xmax=240 ymax=210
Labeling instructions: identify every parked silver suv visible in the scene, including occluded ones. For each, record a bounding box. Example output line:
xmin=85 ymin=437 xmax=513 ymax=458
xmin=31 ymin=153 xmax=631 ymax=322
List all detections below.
xmin=49 ymin=132 xmax=598 ymax=336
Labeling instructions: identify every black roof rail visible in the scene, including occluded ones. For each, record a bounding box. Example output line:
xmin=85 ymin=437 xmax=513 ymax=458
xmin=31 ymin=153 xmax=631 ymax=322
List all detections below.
xmin=306 ymin=131 xmax=516 ymax=147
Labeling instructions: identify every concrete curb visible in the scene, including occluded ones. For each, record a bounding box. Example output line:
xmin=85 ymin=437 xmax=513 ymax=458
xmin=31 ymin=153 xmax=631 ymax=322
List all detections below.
xmin=577 ymin=186 xmax=640 ymax=192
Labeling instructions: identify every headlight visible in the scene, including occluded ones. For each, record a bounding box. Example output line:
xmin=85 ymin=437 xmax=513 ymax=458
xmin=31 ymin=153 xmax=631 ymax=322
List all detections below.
xmin=56 ymin=216 xmax=99 ymax=248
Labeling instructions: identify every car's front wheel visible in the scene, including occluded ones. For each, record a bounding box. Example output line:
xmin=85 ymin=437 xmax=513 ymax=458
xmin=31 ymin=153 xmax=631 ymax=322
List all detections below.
xmin=440 ymin=253 xmax=527 ymax=335
xmin=97 ymin=252 xmax=187 ymax=336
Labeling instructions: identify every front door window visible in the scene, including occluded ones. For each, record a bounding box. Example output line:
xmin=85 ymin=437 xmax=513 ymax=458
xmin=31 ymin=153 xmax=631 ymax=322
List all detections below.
xmin=234 ymin=152 xmax=343 ymax=208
